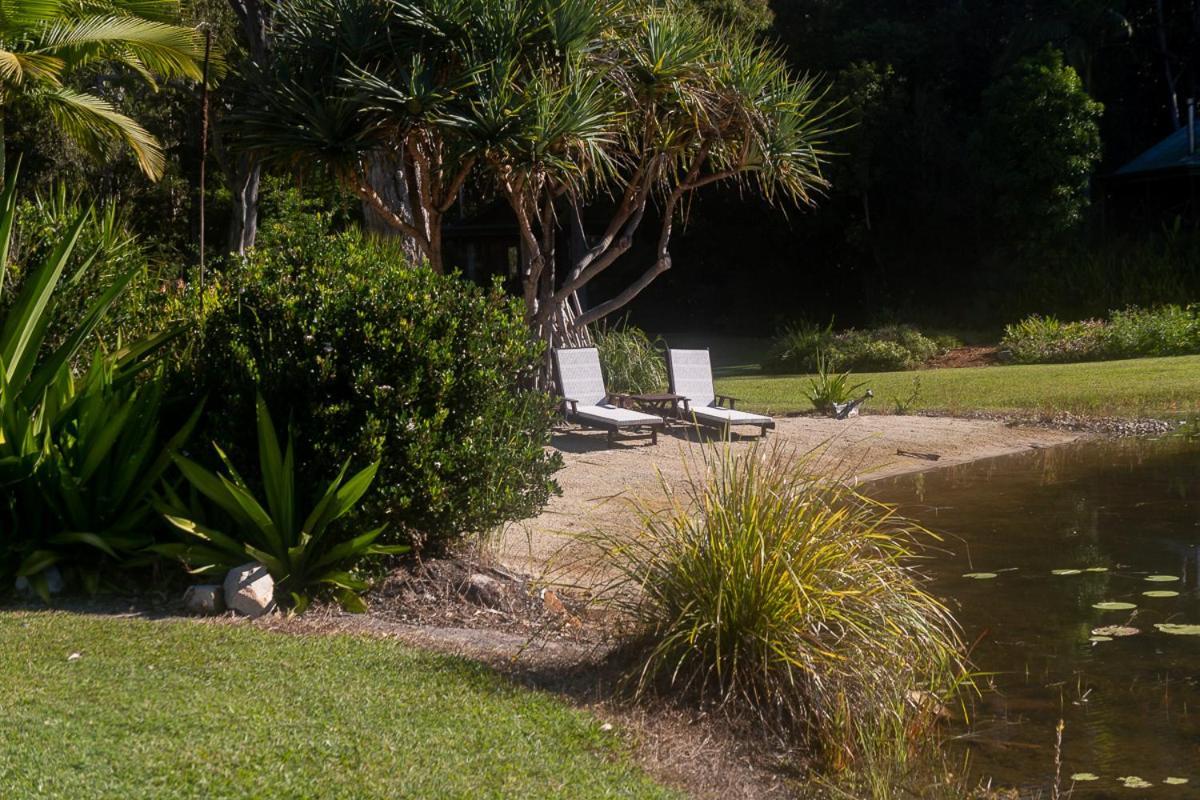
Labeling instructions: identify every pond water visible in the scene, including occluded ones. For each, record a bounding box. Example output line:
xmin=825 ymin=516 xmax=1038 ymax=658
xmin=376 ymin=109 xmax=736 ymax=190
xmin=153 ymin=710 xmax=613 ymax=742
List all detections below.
xmin=872 ymin=438 xmax=1200 ymax=796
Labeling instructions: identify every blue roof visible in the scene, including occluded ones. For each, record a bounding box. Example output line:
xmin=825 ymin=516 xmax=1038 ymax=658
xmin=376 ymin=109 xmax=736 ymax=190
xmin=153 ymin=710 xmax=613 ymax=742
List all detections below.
xmin=1115 ymin=126 xmax=1200 ymax=177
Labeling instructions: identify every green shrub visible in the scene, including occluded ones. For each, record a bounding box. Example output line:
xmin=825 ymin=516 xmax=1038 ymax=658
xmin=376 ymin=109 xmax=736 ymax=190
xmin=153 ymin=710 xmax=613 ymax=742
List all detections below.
xmin=593 ymin=322 xmax=666 ymax=394
xmin=1001 ymin=305 xmax=1200 ymax=364
xmin=765 ymin=322 xmax=944 ymax=373
xmin=587 ymin=445 xmax=967 ymax=766
xmin=175 ymin=208 xmax=561 ymax=552
xmin=0 ymin=173 xmax=190 ymax=597
xmin=156 ymin=396 xmax=407 ymax=612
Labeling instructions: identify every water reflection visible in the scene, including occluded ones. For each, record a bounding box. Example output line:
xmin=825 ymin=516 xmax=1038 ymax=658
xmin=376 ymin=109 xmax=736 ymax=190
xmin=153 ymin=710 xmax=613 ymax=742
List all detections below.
xmin=872 ymin=439 xmax=1200 ymax=794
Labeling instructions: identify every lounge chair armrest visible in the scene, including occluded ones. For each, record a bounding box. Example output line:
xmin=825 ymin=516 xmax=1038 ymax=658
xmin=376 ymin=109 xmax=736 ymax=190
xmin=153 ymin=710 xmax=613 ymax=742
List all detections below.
xmin=715 ymin=394 xmax=740 ymax=409
xmin=559 ymin=397 xmax=579 ymax=415
xmin=678 ymin=397 xmax=691 ymax=413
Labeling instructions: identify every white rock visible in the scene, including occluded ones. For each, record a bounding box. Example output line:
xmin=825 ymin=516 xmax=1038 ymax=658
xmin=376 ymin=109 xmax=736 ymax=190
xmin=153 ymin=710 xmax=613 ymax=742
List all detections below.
xmin=223 ymin=563 xmax=275 ymax=618
xmin=464 ymin=573 xmax=504 ymax=608
xmin=15 ymin=566 xmax=64 ymax=597
xmin=183 ymin=584 xmax=226 ymax=615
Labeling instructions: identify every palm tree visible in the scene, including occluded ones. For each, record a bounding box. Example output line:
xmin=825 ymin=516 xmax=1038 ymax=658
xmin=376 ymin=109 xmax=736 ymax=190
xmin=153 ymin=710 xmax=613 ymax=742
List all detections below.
xmin=0 ymin=0 xmax=210 ymax=180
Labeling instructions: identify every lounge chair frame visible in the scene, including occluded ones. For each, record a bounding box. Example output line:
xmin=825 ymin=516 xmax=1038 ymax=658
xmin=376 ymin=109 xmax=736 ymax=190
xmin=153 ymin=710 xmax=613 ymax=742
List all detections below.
xmin=666 ymin=348 xmax=775 ymax=438
xmin=553 ymin=347 xmax=664 ymax=445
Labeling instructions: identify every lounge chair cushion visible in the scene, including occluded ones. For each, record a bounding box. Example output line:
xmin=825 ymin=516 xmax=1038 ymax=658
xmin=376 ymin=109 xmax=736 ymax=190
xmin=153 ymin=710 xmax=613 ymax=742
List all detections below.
xmin=574 ymin=404 xmax=663 ymax=428
xmin=667 ymin=349 xmax=716 ymax=408
xmin=554 ymin=347 xmax=607 ymax=406
xmin=688 ymin=405 xmax=773 ymax=428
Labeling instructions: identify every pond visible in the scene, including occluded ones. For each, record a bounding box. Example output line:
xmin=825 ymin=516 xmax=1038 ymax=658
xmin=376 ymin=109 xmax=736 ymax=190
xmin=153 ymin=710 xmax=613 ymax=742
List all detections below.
xmin=873 ymin=437 xmax=1200 ymax=795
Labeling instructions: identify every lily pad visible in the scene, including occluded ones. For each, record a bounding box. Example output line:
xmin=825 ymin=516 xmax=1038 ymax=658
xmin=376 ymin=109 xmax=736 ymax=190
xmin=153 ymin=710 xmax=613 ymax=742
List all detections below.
xmin=1071 ymin=773 xmax=1101 ymax=782
xmin=1119 ymin=776 xmax=1153 ymax=789
xmin=962 ymin=572 xmax=997 ymax=580
xmin=1089 ymin=635 xmax=1113 ymax=642
xmin=1052 ymin=568 xmax=1082 ymax=575
xmin=1145 ymin=575 xmax=1180 ymax=583
xmin=1084 ymin=567 xmax=1109 ymax=573
xmin=1154 ymin=623 xmax=1200 ymax=636
xmin=1092 ymin=625 xmax=1139 ymax=637
xmin=1164 ymin=777 xmax=1189 ymax=785
xmin=1143 ymin=590 xmax=1180 ymax=598
xmin=1093 ymin=602 xmax=1138 ymax=611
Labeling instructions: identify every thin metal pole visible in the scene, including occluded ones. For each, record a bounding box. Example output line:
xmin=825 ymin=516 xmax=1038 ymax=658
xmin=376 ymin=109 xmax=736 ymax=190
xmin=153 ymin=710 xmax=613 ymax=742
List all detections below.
xmin=199 ymin=27 xmax=212 ymax=288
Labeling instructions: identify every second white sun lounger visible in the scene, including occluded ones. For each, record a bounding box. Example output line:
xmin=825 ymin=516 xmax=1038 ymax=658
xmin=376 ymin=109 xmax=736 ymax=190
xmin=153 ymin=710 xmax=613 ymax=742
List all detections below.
xmin=553 ymin=347 xmax=665 ymax=445
xmin=667 ymin=348 xmax=774 ymax=437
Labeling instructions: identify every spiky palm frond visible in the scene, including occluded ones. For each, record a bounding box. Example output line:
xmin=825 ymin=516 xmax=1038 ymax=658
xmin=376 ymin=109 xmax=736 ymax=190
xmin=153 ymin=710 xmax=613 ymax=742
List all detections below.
xmin=0 ymin=0 xmax=208 ymax=179
xmin=37 ymin=85 xmax=165 ymax=178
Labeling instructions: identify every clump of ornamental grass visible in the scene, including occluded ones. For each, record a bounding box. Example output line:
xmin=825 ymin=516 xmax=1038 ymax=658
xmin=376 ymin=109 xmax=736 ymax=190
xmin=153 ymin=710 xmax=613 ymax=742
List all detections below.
xmin=587 ymin=443 xmax=970 ymax=772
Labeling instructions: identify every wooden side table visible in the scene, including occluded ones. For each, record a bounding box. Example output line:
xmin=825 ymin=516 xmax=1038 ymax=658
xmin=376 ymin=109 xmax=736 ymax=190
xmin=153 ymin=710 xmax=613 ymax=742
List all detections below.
xmin=626 ymin=392 xmax=686 ymax=422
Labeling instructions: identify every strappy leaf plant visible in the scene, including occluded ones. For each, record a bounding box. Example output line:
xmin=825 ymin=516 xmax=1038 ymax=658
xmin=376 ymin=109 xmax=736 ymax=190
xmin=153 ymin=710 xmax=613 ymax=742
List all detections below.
xmin=0 ymin=169 xmax=189 ymax=596
xmin=156 ymin=395 xmax=406 ymax=613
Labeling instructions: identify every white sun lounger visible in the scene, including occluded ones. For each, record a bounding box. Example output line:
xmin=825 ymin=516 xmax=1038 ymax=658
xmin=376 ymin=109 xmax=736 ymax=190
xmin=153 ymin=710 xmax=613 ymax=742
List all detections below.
xmin=553 ymin=347 xmax=665 ymax=445
xmin=666 ymin=348 xmax=774 ymax=437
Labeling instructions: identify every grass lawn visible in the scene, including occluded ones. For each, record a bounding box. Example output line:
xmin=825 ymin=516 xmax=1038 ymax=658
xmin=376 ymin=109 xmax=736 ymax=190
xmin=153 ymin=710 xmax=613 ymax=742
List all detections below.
xmin=714 ymin=354 xmax=1200 ymax=417
xmin=0 ymin=612 xmax=673 ymax=799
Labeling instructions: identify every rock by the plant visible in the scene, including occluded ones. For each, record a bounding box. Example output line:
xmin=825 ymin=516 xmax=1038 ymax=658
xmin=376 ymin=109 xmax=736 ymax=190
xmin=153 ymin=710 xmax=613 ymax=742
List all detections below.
xmin=15 ymin=566 xmax=64 ymax=597
xmin=183 ymin=584 xmax=226 ymax=616
xmin=464 ymin=573 xmax=504 ymax=608
xmin=223 ymin=563 xmax=275 ymax=618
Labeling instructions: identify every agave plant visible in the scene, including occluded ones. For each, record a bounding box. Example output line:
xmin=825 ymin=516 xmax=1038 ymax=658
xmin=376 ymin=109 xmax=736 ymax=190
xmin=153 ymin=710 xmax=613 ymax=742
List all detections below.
xmin=156 ymin=396 xmax=405 ymax=613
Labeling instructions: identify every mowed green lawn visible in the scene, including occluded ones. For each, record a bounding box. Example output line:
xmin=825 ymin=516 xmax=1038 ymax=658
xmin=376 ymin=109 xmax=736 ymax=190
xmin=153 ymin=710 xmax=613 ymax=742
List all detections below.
xmin=0 ymin=612 xmax=673 ymax=800
xmin=714 ymin=354 xmax=1200 ymax=417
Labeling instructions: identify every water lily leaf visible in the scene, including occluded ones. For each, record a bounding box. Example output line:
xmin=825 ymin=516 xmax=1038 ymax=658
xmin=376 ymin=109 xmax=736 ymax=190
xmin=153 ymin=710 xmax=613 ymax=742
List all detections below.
xmin=1092 ymin=625 xmax=1138 ymax=637
xmin=1093 ymin=602 xmax=1137 ymax=611
xmin=1164 ymin=777 xmax=1188 ymax=785
xmin=1143 ymin=590 xmax=1180 ymax=598
xmin=1145 ymin=575 xmax=1180 ymax=583
xmin=1052 ymin=568 xmax=1082 ymax=575
xmin=962 ymin=572 xmax=997 ymax=580
xmin=1084 ymin=567 xmax=1109 ymax=572
xmin=1154 ymin=623 xmax=1200 ymax=636
xmin=1089 ymin=635 xmax=1113 ymax=642
xmin=1071 ymin=773 xmax=1100 ymax=781
xmin=1119 ymin=776 xmax=1153 ymax=789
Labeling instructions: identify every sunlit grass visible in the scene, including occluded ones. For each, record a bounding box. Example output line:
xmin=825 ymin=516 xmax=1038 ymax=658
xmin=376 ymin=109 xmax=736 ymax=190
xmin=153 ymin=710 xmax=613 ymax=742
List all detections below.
xmin=716 ymin=355 xmax=1200 ymax=417
xmin=0 ymin=612 xmax=674 ymax=799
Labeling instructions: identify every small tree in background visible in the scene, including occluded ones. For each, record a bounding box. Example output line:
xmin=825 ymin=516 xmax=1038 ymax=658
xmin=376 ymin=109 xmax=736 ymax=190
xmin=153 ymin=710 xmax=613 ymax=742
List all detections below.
xmin=973 ymin=46 xmax=1103 ymax=248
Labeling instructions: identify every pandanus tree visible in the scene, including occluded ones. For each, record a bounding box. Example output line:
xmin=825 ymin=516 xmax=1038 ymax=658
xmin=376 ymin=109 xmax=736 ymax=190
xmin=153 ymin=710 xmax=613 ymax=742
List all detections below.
xmin=241 ymin=0 xmax=832 ymax=357
xmin=0 ymin=0 xmax=210 ymax=180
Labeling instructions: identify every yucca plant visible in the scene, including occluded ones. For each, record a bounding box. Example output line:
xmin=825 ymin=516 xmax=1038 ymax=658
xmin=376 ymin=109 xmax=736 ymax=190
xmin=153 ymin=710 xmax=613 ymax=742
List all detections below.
xmin=584 ymin=443 xmax=969 ymax=771
xmin=804 ymin=351 xmax=865 ymax=414
xmin=156 ymin=396 xmax=406 ymax=613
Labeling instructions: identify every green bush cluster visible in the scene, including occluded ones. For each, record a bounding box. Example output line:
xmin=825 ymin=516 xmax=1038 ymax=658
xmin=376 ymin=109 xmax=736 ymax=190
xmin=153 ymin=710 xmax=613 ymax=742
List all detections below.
xmin=765 ymin=322 xmax=948 ymax=374
xmin=173 ymin=208 xmax=561 ymax=552
xmin=2 ymin=178 xmax=561 ymax=608
xmin=1001 ymin=305 xmax=1200 ymax=364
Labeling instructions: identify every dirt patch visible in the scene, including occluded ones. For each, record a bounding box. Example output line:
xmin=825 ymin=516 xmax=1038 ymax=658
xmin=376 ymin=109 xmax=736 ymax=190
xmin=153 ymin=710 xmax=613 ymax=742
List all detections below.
xmin=925 ymin=346 xmax=1000 ymax=369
